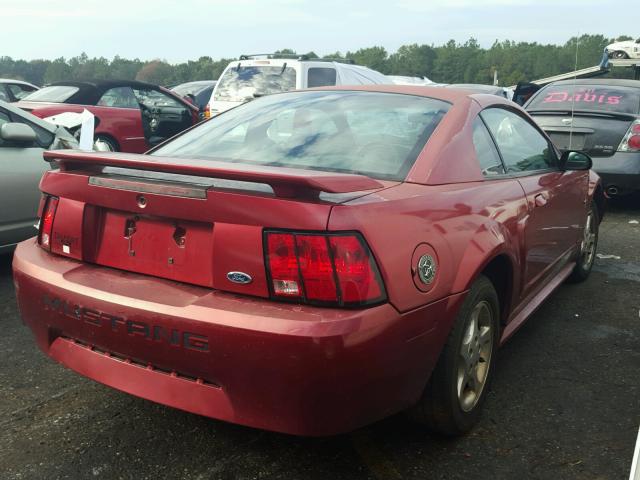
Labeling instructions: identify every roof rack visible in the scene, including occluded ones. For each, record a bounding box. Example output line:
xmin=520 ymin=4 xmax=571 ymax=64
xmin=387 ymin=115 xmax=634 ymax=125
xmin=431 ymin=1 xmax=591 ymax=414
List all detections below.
xmin=238 ymin=53 xmax=355 ymax=64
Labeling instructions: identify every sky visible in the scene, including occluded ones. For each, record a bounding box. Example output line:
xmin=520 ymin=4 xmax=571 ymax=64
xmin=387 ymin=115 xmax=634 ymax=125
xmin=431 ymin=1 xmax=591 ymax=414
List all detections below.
xmin=1 ymin=0 xmax=635 ymax=62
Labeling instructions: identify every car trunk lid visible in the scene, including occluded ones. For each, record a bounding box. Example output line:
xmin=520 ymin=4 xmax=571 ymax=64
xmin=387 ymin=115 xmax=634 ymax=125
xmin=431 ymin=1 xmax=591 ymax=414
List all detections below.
xmin=40 ymin=151 xmax=392 ymax=298
xmin=530 ymin=111 xmax=637 ymax=157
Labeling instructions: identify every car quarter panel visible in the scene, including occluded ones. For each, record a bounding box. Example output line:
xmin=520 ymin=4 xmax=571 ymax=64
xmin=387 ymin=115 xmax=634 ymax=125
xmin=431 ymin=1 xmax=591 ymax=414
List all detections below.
xmin=328 ymin=181 xmax=528 ymax=313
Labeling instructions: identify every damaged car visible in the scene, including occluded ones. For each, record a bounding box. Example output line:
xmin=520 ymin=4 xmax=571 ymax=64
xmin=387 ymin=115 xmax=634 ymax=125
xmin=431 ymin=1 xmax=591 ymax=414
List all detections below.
xmin=16 ymin=80 xmax=199 ymax=153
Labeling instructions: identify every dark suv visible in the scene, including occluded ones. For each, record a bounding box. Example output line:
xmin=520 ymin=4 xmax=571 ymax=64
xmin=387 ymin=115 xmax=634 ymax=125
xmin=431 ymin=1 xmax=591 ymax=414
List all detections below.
xmin=526 ymin=79 xmax=640 ymax=196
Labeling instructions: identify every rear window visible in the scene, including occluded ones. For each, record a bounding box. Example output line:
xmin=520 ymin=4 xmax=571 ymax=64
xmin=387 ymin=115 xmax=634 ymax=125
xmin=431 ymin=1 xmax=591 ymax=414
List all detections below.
xmin=214 ymin=65 xmax=297 ymax=103
xmin=152 ymin=91 xmax=450 ymax=181
xmin=21 ymin=86 xmax=79 ymax=103
xmin=527 ymin=84 xmax=640 ymax=114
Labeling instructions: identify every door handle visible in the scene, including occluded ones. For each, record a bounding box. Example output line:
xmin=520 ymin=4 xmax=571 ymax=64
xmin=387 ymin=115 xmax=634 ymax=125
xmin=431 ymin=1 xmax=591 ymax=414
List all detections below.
xmin=534 ymin=193 xmax=548 ymax=207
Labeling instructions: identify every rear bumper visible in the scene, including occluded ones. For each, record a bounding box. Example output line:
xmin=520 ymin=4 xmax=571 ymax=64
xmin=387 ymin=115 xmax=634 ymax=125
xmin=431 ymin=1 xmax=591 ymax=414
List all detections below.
xmin=12 ymin=240 xmax=464 ymax=436
xmin=592 ymin=151 xmax=640 ymax=195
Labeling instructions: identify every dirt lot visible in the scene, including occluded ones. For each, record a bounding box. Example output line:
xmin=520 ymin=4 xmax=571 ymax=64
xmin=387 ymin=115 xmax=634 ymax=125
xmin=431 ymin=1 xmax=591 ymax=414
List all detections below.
xmin=1 ymin=199 xmax=639 ymax=480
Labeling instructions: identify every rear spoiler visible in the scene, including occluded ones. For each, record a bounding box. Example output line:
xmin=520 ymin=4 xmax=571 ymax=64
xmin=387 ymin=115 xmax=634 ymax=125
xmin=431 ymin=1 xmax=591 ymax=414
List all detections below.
xmin=43 ymin=151 xmax=384 ymax=198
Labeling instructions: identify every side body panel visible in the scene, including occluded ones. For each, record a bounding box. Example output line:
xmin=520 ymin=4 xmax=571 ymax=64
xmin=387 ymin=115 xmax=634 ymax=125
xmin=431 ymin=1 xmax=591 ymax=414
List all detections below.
xmin=28 ymin=104 xmax=148 ymax=153
xmin=0 ymin=146 xmax=48 ymax=249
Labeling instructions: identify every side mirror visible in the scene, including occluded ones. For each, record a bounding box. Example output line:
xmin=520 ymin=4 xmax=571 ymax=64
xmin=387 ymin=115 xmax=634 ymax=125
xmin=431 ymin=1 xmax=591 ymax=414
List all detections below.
xmin=1 ymin=122 xmax=37 ymax=145
xmin=559 ymin=150 xmax=592 ymax=171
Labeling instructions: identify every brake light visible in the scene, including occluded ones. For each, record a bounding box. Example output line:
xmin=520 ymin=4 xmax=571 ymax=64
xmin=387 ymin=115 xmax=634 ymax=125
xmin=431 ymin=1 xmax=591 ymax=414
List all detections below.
xmin=38 ymin=196 xmax=58 ymax=250
xmin=264 ymin=231 xmax=386 ymax=307
xmin=204 ymin=103 xmax=211 ymax=119
xmin=618 ymin=120 xmax=640 ymax=152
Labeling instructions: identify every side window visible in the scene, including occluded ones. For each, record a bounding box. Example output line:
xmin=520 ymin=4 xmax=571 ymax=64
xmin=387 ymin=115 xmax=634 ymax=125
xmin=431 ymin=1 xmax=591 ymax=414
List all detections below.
xmin=133 ymin=88 xmax=183 ymax=109
xmin=472 ymin=118 xmax=505 ymax=176
xmin=0 ymin=86 xmax=9 ymax=102
xmin=8 ymin=84 xmax=37 ymax=100
xmin=480 ymin=108 xmax=557 ymax=173
xmin=98 ymin=87 xmax=139 ymax=109
xmin=307 ymin=68 xmax=337 ymax=88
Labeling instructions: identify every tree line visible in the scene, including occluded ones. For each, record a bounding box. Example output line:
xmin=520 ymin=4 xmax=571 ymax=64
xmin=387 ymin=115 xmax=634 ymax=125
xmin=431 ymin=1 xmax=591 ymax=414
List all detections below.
xmin=0 ymin=34 xmax=635 ymax=88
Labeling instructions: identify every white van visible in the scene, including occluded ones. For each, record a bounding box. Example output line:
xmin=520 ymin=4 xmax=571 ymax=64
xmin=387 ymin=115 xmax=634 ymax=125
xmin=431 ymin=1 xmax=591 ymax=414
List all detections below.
xmin=204 ymin=54 xmax=389 ymax=118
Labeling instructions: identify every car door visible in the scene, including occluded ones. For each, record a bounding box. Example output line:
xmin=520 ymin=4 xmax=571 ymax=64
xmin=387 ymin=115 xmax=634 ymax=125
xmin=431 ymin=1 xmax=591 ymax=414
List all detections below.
xmin=132 ymin=88 xmax=192 ymax=147
xmin=480 ymin=107 xmax=588 ymax=298
xmin=96 ymin=87 xmax=147 ymax=153
xmin=0 ymin=108 xmax=51 ymax=249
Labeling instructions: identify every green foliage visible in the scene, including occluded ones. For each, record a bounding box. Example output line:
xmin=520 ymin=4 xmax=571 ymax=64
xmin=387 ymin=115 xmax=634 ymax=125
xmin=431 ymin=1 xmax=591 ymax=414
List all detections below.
xmin=0 ymin=34 xmax=634 ymax=87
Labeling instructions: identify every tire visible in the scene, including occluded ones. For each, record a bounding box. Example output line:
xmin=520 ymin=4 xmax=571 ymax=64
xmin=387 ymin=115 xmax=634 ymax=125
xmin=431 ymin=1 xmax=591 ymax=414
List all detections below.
xmin=567 ymin=203 xmax=599 ymax=283
xmin=612 ymin=51 xmax=629 ymax=59
xmin=94 ymin=135 xmax=118 ymax=152
xmin=409 ymin=275 xmax=500 ymax=436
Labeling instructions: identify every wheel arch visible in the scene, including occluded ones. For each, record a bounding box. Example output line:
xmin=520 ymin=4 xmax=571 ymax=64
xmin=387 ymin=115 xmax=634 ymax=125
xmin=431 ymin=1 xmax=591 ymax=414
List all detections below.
xmin=477 ymin=254 xmax=515 ymax=326
xmin=93 ymin=131 xmax=120 ymax=151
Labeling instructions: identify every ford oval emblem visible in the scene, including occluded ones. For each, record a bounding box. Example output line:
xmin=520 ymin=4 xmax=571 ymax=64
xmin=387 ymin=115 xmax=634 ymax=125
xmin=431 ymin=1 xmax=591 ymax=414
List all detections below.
xmin=227 ymin=271 xmax=253 ymax=285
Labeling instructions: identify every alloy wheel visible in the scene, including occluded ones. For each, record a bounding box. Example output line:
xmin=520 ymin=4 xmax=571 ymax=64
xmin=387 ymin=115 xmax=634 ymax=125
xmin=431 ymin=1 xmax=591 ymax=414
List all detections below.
xmin=457 ymin=300 xmax=494 ymax=412
xmin=580 ymin=210 xmax=597 ymax=270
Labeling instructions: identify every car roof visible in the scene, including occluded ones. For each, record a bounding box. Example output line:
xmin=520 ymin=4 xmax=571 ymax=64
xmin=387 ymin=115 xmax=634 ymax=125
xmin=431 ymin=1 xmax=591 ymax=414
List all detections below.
xmin=0 ymin=99 xmax=57 ymax=133
xmin=309 ymin=84 xmax=496 ymax=104
xmin=0 ymin=78 xmax=39 ymax=88
xmin=549 ymin=78 xmax=640 ymax=88
xmin=48 ymin=79 xmax=159 ymax=90
xmin=173 ymin=81 xmax=216 ymax=88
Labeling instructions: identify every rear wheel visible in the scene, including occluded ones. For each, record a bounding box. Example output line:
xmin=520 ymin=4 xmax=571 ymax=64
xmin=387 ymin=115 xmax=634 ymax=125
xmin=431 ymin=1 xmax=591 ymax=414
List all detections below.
xmin=409 ymin=275 xmax=499 ymax=436
xmin=567 ymin=204 xmax=598 ymax=283
xmin=612 ymin=50 xmax=629 ymax=59
xmin=94 ymin=135 xmax=118 ymax=152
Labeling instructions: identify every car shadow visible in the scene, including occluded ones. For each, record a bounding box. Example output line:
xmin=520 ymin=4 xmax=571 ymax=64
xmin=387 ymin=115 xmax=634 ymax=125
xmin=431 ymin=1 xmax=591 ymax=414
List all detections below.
xmin=607 ymin=192 xmax=640 ymax=213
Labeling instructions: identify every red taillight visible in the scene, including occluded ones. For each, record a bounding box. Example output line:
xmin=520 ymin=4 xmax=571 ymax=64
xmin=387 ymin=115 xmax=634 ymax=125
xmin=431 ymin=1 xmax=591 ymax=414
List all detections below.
xmin=266 ymin=233 xmax=302 ymax=297
xmin=204 ymin=103 xmax=211 ymax=119
xmin=628 ymin=135 xmax=640 ymax=150
xmin=297 ymin=235 xmax=338 ymax=302
xmin=330 ymin=236 xmax=383 ymax=303
xmin=38 ymin=196 xmax=58 ymax=250
xmin=618 ymin=120 xmax=640 ymax=152
xmin=265 ymin=231 xmax=386 ymax=307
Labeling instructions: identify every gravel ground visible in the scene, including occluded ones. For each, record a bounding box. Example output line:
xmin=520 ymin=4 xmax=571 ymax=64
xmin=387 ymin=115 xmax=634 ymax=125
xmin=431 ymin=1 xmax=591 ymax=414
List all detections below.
xmin=0 ymin=198 xmax=639 ymax=480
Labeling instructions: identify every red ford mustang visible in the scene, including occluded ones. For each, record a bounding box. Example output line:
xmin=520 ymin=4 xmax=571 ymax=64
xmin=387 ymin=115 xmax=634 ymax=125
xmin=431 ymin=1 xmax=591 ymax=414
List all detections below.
xmin=16 ymin=80 xmax=199 ymax=153
xmin=13 ymin=86 xmax=604 ymax=436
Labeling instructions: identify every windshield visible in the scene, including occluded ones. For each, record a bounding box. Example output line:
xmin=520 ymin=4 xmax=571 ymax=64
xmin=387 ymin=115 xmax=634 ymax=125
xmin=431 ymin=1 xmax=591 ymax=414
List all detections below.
xmin=214 ymin=65 xmax=297 ymax=103
xmin=22 ymin=86 xmax=79 ymax=103
xmin=527 ymin=85 xmax=640 ymax=114
xmin=152 ymin=91 xmax=450 ymax=181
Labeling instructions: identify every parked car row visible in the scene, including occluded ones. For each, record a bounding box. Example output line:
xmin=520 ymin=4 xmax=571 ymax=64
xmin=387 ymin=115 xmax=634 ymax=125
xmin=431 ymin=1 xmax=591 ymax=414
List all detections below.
xmin=2 ymin=53 xmax=639 ymax=439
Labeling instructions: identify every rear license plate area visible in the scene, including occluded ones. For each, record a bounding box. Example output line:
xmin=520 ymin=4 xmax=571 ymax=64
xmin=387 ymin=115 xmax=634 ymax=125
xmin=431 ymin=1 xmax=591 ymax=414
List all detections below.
xmin=92 ymin=210 xmax=214 ymax=286
xmin=548 ymin=132 xmax=586 ymax=151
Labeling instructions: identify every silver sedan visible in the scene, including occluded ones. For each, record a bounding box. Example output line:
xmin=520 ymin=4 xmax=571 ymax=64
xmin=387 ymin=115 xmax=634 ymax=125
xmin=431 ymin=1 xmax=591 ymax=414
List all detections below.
xmin=0 ymin=100 xmax=78 ymax=253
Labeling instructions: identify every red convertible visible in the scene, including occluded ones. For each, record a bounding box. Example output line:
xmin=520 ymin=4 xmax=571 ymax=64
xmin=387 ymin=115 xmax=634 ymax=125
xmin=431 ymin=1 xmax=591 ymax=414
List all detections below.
xmin=16 ymin=80 xmax=199 ymax=153
xmin=13 ymin=86 xmax=604 ymax=436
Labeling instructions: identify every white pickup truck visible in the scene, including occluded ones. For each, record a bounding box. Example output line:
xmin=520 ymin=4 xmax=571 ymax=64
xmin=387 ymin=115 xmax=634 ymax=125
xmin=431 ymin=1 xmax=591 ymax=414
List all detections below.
xmin=204 ymin=54 xmax=389 ymax=118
